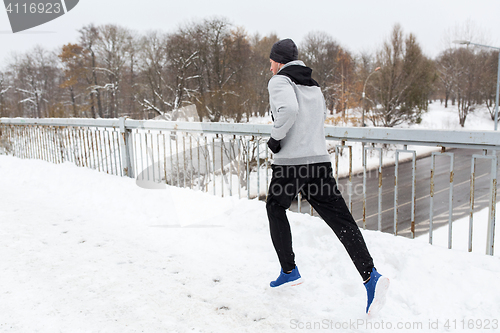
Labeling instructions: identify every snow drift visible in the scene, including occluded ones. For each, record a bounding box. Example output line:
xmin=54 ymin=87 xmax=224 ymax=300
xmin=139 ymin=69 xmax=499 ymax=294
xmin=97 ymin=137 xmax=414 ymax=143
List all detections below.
xmin=1 ymin=155 xmax=499 ymax=332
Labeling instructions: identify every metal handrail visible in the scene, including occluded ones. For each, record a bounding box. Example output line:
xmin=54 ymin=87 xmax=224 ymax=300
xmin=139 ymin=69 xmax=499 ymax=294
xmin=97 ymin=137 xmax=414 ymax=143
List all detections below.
xmin=2 ymin=117 xmax=499 ymax=150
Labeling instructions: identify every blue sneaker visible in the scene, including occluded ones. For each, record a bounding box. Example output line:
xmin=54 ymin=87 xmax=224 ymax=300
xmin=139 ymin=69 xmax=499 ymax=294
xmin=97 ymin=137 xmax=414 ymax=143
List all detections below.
xmin=364 ymin=268 xmax=389 ymax=315
xmin=270 ymin=266 xmax=303 ymax=287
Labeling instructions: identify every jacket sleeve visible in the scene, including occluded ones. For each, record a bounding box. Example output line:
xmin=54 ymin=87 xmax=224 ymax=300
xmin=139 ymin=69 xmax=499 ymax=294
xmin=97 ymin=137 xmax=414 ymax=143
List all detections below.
xmin=268 ymin=76 xmax=299 ymax=141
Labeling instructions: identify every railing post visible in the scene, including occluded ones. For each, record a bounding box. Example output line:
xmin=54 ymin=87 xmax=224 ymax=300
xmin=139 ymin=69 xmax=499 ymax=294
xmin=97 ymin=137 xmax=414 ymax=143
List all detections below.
xmin=335 ymin=142 xmax=353 ymax=211
xmin=363 ymin=146 xmax=383 ymax=231
xmin=119 ymin=117 xmax=133 ymax=178
xmin=470 ymin=154 xmax=497 ymax=255
xmin=394 ymin=148 xmax=417 ymax=237
xmin=487 ymin=155 xmax=497 ymax=256
xmin=429 ymin=151 xmax=454 ymax=248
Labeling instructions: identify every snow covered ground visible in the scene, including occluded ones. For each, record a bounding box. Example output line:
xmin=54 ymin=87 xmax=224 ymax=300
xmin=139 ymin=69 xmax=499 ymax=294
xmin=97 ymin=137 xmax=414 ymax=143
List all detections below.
xmin=1 ymin=155 xmax=500 ymax=333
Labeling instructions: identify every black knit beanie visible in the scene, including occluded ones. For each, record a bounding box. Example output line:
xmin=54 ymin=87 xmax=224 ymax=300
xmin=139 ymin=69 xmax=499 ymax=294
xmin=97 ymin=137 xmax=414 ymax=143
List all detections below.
xmin=270 ymin=38 xmax=298 ymax=64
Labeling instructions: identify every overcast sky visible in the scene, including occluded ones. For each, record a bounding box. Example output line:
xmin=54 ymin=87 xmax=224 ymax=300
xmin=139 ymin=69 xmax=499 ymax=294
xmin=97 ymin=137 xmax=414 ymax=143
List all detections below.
xmin=1 ymin=0 xmax=499 ymax=67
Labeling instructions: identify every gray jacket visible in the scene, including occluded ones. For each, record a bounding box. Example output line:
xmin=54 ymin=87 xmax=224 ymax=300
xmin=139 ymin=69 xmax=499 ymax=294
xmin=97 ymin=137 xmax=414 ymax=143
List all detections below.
xmin=268 ymin=60 xmax=330 ymax=165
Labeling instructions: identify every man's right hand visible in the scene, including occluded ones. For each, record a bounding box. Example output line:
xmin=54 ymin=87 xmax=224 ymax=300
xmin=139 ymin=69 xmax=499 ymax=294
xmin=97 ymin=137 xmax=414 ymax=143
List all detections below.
xmin=267 ymin=137 xmax=281 ymax=154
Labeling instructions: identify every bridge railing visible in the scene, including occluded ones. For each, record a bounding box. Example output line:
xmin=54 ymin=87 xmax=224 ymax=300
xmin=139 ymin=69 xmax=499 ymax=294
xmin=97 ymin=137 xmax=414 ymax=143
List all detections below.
xmin=1 ymin=117 xmax=499 ymax=255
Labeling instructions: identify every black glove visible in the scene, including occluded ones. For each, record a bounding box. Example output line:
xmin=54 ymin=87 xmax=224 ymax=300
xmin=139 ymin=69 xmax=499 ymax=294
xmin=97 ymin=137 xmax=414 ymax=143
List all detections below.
xmin=267 ymin=137 xmax=281 ymax=154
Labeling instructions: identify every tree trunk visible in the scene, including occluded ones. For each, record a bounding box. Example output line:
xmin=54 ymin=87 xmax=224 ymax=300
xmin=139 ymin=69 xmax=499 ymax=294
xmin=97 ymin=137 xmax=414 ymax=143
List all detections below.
xmin=91 ymin=50 xmax=103 ymax=118
xmin=70 ymin=86 xmax=77 ymax=117
xmin=89 ymin=91 xmax=96 ymax=118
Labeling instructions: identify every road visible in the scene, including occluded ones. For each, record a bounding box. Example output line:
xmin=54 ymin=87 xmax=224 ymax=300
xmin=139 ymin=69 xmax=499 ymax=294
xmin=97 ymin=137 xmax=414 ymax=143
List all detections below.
xmin=291 ymin=148 xmax=499 ymax=238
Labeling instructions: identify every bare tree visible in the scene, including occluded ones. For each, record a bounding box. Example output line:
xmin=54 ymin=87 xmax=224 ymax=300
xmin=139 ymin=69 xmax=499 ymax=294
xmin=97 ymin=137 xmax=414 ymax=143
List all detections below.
xmin=165 ymin=29 xmax=200 ymax=119
xmin=436 ymin=49 xmax=455 ymax=108
xmin=59 ymin=43 xmax=89 ymax=117
xmin=79 ymin=24 xmax=104 ymax=118
xmin=95 ymin=24 xmax=133 ymax=118
xmin=438 ymin=20 xmax=496 ymax=126
xmin=247 ymin=33 xmax=278 ymax=119
xmin=334 ymin=48 xmax=358 ymax=120
xmin=0 ymin=71 xmax=13 ymax=117
xmin=123 ymin=32 xmax=139 ymax=118
xmin=481 ymin=50 xmax=499 ymax=120
xmin=136 ymin=30 xmax=169 ymax=118
xmin=136 ymin=29 xmax=199 ymax=120
xmin=10 ymin=46 xmax=63 ymax=118
xmin=300 ymin=31 xmax=342 ymax=113
xmin=357 ymin=52 xmax=379 ymax=126
xmin=188 ymin=17 xmax=236 ymax=122
xmin=372 ymin=24 xmax=434 ymax=127
xmin=453 ymin=47 xmax=483 ymax=126
xmin=219 ymin=27 xmax=253 ymax=122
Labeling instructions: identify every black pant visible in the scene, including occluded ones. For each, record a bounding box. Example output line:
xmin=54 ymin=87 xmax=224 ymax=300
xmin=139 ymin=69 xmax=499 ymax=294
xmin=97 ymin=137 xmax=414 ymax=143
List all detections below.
xmin=266 ymin=162 xmax=374 ymax=281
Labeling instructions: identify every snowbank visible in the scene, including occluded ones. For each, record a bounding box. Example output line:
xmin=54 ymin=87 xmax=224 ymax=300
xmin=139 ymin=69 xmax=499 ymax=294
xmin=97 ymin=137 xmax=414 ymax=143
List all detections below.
xmin=1 ymin=155 xmax=499 ymax=333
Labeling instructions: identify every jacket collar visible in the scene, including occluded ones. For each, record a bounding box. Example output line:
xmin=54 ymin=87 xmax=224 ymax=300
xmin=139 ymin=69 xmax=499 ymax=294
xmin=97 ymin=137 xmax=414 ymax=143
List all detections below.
xmin=278 ymin=60 xmax=306 ymax=73
xmin=276 ymin=61 xmax=319 ymax=87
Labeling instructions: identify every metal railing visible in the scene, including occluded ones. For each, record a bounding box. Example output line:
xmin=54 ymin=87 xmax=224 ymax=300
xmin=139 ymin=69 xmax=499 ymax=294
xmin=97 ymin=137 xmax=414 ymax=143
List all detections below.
xmin=1 ymin=117 xmax=499 ymax=255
